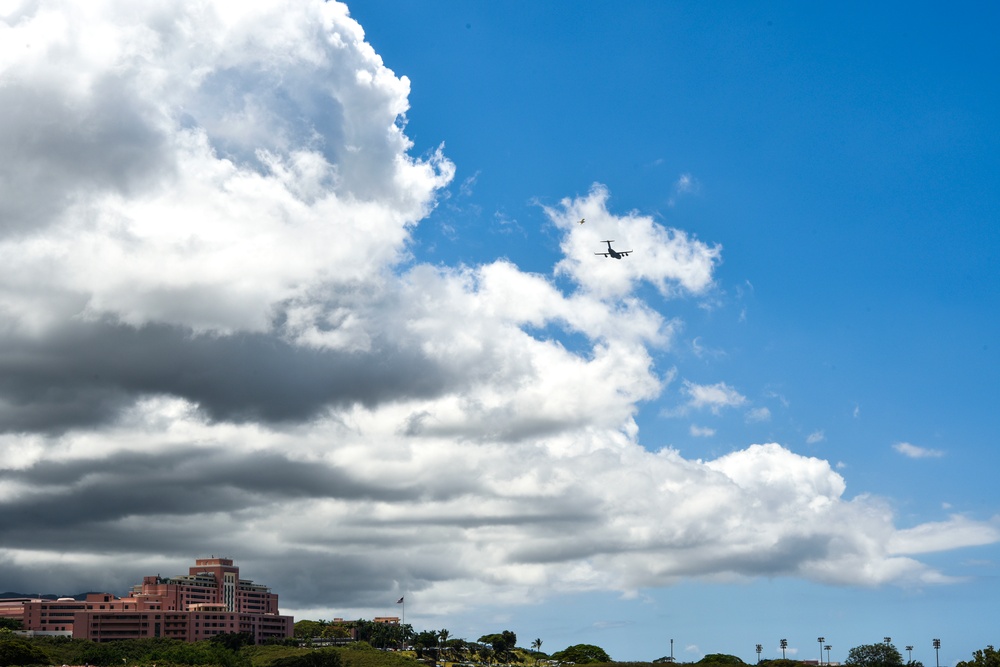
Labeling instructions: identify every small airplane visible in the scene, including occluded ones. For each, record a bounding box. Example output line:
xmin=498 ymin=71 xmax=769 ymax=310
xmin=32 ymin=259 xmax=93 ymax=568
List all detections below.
xmin=578 ymin=218 xmax=585 ymax=224
xmin=595 ymin=240 xmax=632 ymax=259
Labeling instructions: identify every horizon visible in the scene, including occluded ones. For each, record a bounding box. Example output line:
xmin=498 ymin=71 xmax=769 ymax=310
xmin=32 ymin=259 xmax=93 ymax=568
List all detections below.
xmin=0 ymin=579 xmax=949 ymax=666
xmin=0 ymin=562 xmax=976 ymax=664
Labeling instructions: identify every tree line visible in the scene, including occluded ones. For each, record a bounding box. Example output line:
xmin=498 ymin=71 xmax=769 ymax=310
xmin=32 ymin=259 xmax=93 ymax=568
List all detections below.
xmin=3 ymin=619 xmax=999 ymax=667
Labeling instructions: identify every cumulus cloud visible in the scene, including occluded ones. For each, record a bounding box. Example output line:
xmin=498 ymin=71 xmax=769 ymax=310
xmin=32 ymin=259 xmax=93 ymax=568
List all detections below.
xmin=0 ymin=0 xmax=995 ymax=625
xmin=549 ymin=184 xmax=721 ymax=300
xmin=0 ymin=0 xmax=452 ymax=338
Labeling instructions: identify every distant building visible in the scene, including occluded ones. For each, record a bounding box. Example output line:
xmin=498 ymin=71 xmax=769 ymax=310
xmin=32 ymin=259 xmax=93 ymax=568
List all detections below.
xmin=18 ymin=557 xmax=293 ymax=643
xmin=0 ymin=597 xmax=44 ymax=624
xmin=128 ymin=557 xmax=282 ymax=616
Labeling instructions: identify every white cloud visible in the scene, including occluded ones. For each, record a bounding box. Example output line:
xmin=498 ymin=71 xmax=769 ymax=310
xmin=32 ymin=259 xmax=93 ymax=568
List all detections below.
xmin=549 ymin=184 xmax=721 ymax=300
xmin=893 ymin=442 xmax=945 ymax=459
xmin=691 ymin=336 xmax=726 ymax=360
xmin=0 ymin=0 xmax=995 ymax=626
xmin=682 ymin=380 xmax=747 ymax=414
xmin=667 ymin=173 xmax=700 ymax=206
xmin=745 ymin=406 xmax=771 ymax=423
xmin=674 ymin=173 xmax=698 ymax=195
xmin=807 ymin=430 xmax=825 ymax=444
xmin=690 ymin=424 xmax=716 ymax=437
xmin=0 ymin=0 xmax=453 ymax=336
xmin=888 ymin=515 xmax=1000 ymax=555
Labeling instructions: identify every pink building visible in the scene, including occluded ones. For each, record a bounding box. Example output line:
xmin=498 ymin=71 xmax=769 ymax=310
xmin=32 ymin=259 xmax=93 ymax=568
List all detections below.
xmin=129 ymin=557 xmax=282 ymax=615
xmin=18 ymin=557 xmax=293 ymax=644
xmin=0 ymin=597 xmax=44 ymax=624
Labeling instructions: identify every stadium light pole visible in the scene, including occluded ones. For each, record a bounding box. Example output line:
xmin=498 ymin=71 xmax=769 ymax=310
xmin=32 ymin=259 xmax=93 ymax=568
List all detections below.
xmin=756 ymin=645 xmax=762 ymax=664
xmin=781 ymin=639 xmax=788 ymax=660
xmin=819 ymin=638 xmax=825 ymax=665
xmin=906 ymin=646 xmax=914 ymax=663
xmin=825 ymin=646 xmax=832 ymax=664
xmin=934 ymin=639 xmax=941 ymax=667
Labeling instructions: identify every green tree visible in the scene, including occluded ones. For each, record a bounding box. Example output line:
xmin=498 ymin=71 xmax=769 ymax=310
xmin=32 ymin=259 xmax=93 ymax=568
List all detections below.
xmin=414 ymin=630 xmax=440 ymax=660
xmin=531 ymin=638 xmax=543 ymax=653
xmin=0 ymin=619 xmax=22 ymax=632
xmin=211 ymin=631 xmax=256 ymax=652
xmin=296 ymin=620 xmax=326 ymax=639
xmin=327 ymin=624 xmax=352 ymax=639
xmin=444 ymin=638 xmax=471 ymax=661
xmin=270 ymin=649 xmax=342 ymax=667
xmin=551 ymin=644 xmax=611 ymax=664
xmin=0 ymin=637 xmax=49 ymax=667
xmin=846 ymin=643 xmax=905 ymax=667
xmin=438 ymin=630 xmax=451 ymax=660
xmin=352 ymin=619 xmax=413 ymax=650
xmin=956 ymin=646 xmax=1000 ymax=667
xmin=699 ymin=655 xmax=746 ymax=665
xmin=344 ymin=641 xmax=375 ymax=651
xmin=479 ymin=631 xmax=517 ymax=662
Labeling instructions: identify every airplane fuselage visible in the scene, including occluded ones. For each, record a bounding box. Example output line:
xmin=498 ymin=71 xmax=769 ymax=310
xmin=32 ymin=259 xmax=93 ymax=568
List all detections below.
xmin=596 ymin=240 xmax=631 ymax=259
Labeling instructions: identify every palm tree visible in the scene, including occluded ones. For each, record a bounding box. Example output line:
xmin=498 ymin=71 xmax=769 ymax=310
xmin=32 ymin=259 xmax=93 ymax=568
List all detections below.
xmin=532 ymin=638 xmax=543 ymax=654
xmin=439 ymin=629 xmax=451 ymax=662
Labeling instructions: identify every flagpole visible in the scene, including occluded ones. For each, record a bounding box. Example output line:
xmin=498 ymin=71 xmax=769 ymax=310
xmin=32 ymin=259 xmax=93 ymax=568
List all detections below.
xmin=396 ymin=595 xmax=405 ymax=650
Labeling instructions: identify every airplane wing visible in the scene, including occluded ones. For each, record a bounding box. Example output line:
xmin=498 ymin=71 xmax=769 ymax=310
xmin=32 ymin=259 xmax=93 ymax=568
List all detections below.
xmin=620 ymin=251 xmax=632 ymax=256
xmin=595 ymin=252 xmax=610 ymax=257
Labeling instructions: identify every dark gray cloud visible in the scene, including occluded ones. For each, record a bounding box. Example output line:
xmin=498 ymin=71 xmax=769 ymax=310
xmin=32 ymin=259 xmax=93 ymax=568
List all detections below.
xmin=243 ymin=548 xmax=461 ymax=609
xmin=0 ymin=545 xmax=461 ymax=611
xmin=0 ymin=446 xmax=424 ymax=537
xmin=0 ymin=444 xmax=470 ymax=607
xmin=0 ymin=317 xmax=458 ymax=433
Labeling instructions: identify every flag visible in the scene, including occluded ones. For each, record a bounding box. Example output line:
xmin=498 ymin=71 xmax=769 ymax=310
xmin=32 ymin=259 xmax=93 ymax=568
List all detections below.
xmin=396 ymin=597 xmax=404 ymax=604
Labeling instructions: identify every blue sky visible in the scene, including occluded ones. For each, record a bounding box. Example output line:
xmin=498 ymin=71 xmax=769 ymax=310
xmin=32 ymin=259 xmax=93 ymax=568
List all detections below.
xmin=1 ymin=1 xmax=998 ymax=664
xmin=299 ymin=2 xmax=1000 ymax=659
xmin=355 ymin=0 xmax=1000 ymax=510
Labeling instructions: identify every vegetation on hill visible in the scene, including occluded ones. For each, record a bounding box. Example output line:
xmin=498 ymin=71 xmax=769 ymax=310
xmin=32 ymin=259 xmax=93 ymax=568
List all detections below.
xmin=550 ymin=643 xmax=612 ymax=664
xmin=0 ymin=635 xmax=48 ymax=667
xmin=2 ymin=623 xmax=998 ymax=667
